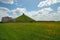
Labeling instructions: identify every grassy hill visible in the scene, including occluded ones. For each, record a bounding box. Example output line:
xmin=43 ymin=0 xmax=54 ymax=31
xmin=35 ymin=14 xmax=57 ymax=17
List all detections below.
xmin=15 ymin=14 xmax=35 ymax=22
xmin=0 ymin=22 xmax=60 ymax=40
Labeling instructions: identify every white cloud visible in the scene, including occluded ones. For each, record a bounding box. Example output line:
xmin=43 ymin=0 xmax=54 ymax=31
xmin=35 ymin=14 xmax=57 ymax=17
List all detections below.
xmin=27 ymin=7 xmax=60 ymax=21
xmin=38 ymin=0 xmax=60 ymax=7
xmin=0 ymin=7 xmax=9 ymax=21
xmin=25 ymin=8 xmax=53 ymax=21
xmin=0 ymin=0 xmax=14 ymax=4
xmin=57 ymin=7 xmax=60 ymax=11
xmin=0 ymin=7 xmax=27 ymax=21
xmin=11 ymin=7 xmax=60 ymax=21
xmin=37 ymin=0 xmax=60 ymax=21
xmin=0 ymin=7 xmax=60 ymax=21
xmin=11 ymin=8 xmax=26 ymax=18
xmin=37 ymin=7 xmax=53 ymax=15
xmin=57 ymin=7 xmax=60 ymax=17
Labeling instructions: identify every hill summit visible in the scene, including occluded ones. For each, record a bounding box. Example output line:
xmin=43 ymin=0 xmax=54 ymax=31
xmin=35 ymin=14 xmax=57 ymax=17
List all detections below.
xmin=15 ymin=13 xmax=35 ymax=22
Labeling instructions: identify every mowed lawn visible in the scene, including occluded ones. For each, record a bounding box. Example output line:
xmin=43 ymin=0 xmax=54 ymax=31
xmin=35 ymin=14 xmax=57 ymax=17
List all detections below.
xmin=0 ymin=22 xmax=60 ymax=40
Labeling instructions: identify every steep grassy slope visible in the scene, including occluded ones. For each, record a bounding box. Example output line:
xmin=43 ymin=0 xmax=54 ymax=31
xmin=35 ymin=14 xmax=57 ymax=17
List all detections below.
xmin=15 ymin=14 xmax=35 ymax=22
xmin=0 ymin=22 xmax=60 ymax=40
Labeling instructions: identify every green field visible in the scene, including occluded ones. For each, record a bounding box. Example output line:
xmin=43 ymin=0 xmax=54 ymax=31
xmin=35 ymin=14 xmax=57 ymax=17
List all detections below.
xmin=0 ymin=22 xmax=60 ymax=40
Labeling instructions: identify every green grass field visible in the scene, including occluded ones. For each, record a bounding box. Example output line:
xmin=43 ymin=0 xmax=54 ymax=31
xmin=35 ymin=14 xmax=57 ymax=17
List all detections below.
xmin=0 ymin=22 xmax=60 ymax=40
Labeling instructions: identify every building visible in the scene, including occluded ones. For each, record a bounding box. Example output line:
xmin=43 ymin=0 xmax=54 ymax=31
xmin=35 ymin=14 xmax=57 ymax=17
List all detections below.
xmin=1 ymin=16 xmax=15 ymax=23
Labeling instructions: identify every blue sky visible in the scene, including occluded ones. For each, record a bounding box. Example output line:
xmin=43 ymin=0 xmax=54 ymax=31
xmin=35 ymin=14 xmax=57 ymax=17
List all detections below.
xmin=0 ymin=0 xmax=60 ymax=11
xmin=0 ymin=0 xmax=60 ymax=21
xmin=0 ymin=0 xmax=43 ymax=11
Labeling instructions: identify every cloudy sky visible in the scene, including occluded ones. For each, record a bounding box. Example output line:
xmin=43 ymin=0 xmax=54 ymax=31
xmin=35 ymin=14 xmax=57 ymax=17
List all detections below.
xmin=0 ymin=0 xmax=60 ymax=21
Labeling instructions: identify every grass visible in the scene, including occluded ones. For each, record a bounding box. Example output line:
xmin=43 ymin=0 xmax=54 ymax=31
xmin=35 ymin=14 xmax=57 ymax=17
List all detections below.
xmin=15 ymin=14 xmax=35 ymax=22
xmin=0 ymin=22 xmax=60 ymax=40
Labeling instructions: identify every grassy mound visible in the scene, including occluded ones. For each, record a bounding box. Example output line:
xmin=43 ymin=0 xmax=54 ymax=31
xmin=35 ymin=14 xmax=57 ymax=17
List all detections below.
xmin=15 ymin=14 xmax=35 ymax=22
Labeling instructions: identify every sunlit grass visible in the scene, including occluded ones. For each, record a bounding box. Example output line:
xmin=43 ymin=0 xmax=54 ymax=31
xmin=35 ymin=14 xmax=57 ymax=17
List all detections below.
xmin=0 ymin=22 xmax=60 ymax=40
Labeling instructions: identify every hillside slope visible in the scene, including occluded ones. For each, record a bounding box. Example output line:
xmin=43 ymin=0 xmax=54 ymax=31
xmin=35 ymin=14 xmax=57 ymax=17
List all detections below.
xmin=15 ymin=14 xmax=35 ymax=22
